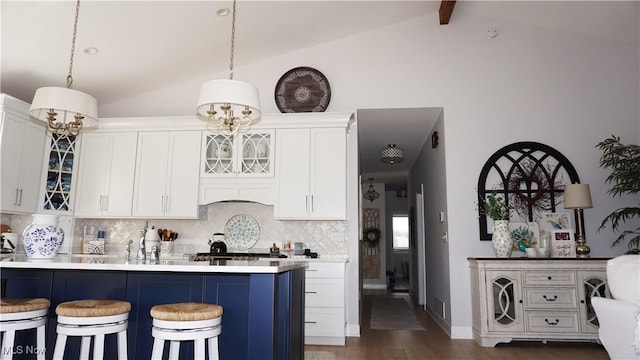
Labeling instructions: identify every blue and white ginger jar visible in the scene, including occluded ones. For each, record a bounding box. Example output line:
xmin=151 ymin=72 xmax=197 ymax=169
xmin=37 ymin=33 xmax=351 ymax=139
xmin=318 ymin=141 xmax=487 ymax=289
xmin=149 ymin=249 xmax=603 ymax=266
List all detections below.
xmin=22 ymin=214 xmax=64 ymax=258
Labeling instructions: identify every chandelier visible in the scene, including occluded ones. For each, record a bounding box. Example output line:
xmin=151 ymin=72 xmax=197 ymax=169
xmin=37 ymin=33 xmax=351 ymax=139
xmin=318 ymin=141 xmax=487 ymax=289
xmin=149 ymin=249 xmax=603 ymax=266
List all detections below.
xmin=380 ymin=144 xmax=404 ymax=164
xmin=29 ymin=0 xmax=98 ymax=138
xmin=197 ymin=0 xmax=260 ymax=135
xmin=363 ymin=178 xmax=380 ymax=202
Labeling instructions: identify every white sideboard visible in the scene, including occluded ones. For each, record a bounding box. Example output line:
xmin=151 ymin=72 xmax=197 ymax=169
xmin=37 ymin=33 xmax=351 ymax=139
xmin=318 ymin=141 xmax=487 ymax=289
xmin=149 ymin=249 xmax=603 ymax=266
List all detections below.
xmin=304 ymin=260 xmax=347 ymax=345
xmin=468 ymin=258 xmax=609 ymax=347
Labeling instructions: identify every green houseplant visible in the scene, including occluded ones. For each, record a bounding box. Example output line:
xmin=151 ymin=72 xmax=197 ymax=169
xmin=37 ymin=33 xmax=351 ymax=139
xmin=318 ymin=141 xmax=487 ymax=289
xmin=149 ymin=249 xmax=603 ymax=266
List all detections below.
xmin=480 ymin=190 xmax=513 ymax=257
xmin=596 ymin=135 xmax=640 ymax=252
xmin=480 ymin=191 xmax=512 ymax=221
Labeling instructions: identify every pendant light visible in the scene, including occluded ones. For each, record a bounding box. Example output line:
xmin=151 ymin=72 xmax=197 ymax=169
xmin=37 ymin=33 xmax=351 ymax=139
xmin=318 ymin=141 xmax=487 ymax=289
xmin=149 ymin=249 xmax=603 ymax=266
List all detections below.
xmin=197 ymin=0 xmax=260 ymax=135
xmin=380 ymin=144 xmax=404 ymax=164
xmin=29 ymin=0 xmax=98 ymax=138
xmin=363 ymin=178 xmax=380 ymax=202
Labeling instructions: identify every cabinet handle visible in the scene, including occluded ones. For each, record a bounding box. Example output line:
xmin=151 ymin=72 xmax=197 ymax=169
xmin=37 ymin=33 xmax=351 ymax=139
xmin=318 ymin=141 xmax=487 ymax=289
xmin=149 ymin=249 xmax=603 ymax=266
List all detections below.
xmin=304 ymin=321 xmax=317 ymax=324
xmin=543 ymin=295 xmax=558 ymax=302
xmin=164 ymin=195 xmax=169 ymax=213
xmin=160 ymin=196 xmax=165 ymax=212
xmin=99 ymin=195 xmax=103 ymax=211
xmin=544 ymin=318 xmax=559 ymax=326
xmin=305 ymin=195 xmax=309 ymax=213
xmin=305 ymin=291 xmax=317 ymax=294
xmin=104 ymin=195 xmax=109 ymax=211
xmin=17 ymin=189 xmax=23 ymax=206
xmin=310 ymin=195 xmax=314 ymax=212
xmin=14 ymin=188 xmax=19 ymax=206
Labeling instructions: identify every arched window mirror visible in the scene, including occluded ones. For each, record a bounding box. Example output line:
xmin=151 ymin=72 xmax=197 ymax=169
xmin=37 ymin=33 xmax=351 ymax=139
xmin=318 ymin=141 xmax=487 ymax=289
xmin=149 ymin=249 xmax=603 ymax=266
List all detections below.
xmin=477 ymin=142 xmax=581 ymax=240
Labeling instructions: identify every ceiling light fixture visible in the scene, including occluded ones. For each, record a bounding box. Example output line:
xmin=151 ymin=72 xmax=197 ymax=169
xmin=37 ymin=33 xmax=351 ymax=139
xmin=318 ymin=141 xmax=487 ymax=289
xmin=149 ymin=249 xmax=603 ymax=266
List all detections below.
xmin=197 ymin=0 xmax=260 ymax=135
xmin=363 ymin=178 xmax=380 ymax=202
xmin=380 ymin=144 xmax=404 ymax=164
xmin=29 ymin=0 xmax=98 ymax=138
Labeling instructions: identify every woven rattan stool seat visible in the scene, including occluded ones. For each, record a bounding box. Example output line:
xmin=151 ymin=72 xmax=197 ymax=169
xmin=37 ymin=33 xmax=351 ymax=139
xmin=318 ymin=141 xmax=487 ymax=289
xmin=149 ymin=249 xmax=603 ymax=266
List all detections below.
xmin=56 ymin=299 xmax=131 ymax=318
xmin=150 ymin=302 xmax=223 ymax=321
xmin=0 ymin=298 xmax=50 ymax=314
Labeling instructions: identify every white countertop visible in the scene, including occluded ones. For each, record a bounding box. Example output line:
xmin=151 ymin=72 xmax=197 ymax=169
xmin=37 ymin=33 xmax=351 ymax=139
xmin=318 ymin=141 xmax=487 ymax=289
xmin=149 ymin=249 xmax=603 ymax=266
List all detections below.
xmin=0 ymin=254 xmax=308 ymax=274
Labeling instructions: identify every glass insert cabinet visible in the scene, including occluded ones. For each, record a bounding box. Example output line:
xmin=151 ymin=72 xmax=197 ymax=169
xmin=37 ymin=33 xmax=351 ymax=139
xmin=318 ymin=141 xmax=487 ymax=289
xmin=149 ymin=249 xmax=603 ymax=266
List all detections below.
xmin=202 ymin=131 xmax=274 ymax=177
xmin=42 ymin=133 xmax=77 ymax=212
xmin=468 ymin=258 xmax=609 ymax=347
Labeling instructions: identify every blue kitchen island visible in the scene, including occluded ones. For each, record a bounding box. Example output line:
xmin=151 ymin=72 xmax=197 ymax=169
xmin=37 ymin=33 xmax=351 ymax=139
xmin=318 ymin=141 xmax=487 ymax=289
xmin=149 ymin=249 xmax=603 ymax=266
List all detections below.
xmin=0 ymin=254 xmax=306 ymax=360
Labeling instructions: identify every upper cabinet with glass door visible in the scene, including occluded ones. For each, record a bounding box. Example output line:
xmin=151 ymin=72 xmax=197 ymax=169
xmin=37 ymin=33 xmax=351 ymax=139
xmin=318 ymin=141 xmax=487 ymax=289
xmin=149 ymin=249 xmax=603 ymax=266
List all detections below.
xmin=40 ymin=133 xmax=78 ymax=213
xmin=201 ymin=130 xmax=274 ymax=178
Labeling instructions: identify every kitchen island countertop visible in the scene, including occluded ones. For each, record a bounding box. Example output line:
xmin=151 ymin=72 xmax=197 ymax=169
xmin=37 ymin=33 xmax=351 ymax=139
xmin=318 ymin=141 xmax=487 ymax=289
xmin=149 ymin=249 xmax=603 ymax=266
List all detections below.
xmin=0 ymin=253 xmax=308 ymax=273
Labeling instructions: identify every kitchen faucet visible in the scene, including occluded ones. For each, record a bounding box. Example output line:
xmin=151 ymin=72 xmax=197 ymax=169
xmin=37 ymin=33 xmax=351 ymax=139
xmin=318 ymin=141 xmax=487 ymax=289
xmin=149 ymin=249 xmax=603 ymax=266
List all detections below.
xmin=136 ymin=226 xmax=147 ymax=260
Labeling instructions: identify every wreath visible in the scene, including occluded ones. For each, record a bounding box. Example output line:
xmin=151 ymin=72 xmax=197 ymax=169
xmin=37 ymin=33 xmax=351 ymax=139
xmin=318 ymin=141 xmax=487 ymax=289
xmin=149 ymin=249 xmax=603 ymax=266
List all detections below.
xmin=363 ymin=228 xmax=381 ymax=247
xmin=507 ymin=159 xmax=563 ymax=219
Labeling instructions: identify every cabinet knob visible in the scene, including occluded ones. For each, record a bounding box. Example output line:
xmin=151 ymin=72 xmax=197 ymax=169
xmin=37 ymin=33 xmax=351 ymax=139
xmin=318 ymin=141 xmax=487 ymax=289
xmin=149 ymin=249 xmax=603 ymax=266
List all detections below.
xmin=519 ymin=300 xmax=523 ymax=304
xmin=580 ymin=299 xmax=585 ymax=304
xmin=547 ymin=276 xmax=552 ymax=280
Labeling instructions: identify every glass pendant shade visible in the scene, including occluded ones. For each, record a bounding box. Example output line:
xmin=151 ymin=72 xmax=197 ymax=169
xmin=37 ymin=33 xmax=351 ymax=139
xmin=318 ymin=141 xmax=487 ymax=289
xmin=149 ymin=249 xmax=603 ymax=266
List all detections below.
xmin=380 ymin=144 xmax=404 ymax=164
xmin=363 ymin=179 xmax=380 ymax=202
xmin=30 ymin=87 xmax=98 ymax=129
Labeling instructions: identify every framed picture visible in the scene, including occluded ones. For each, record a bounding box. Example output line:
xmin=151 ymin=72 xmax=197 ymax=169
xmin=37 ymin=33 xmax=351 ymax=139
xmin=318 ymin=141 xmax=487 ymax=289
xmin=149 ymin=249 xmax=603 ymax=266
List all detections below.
xmin=535 ymin=212 xmax=572 ymax=249
xmin=509 ymin=222 xmax=540 ymax=252
xmin=551 ymin=229 xmax=576 ymax=258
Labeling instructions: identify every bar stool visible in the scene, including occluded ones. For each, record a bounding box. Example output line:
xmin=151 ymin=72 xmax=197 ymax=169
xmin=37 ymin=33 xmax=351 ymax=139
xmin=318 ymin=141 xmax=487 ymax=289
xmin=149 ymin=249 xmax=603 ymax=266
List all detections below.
xmin=53 ymin=299 xmax=131 ymax=360
xmin=0 ymin=298 xmax=50 ymax=360
xmin=150 ymin=302 xmax=223 ymax=360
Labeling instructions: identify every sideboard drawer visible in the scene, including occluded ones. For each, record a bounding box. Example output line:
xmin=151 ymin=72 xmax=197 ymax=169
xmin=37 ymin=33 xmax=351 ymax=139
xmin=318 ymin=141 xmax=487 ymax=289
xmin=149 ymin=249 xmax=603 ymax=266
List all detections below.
xmin=526 ymin=311 xmax=579 ymax=333
xmin=524 ymin=288 xmax=577 ymax=309
xmin=524 ymin=271 xmax=576 ymax=286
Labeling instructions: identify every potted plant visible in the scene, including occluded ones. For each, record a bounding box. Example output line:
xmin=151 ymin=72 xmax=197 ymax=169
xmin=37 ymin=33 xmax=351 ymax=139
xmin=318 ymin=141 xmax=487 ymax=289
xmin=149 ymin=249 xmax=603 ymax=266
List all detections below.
xmin=480 ymin=191 xmax=513 ymax=257
xmin=596 ymin=135 xmax=640 ymax=253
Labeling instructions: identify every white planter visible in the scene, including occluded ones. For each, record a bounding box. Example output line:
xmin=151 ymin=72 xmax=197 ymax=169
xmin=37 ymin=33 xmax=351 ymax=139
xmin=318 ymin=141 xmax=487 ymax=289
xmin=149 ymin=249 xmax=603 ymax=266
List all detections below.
xmin=492 ymin=220 xmax=513 ymax=258
xmin=22 ymin=214 xmax=64 ymax=258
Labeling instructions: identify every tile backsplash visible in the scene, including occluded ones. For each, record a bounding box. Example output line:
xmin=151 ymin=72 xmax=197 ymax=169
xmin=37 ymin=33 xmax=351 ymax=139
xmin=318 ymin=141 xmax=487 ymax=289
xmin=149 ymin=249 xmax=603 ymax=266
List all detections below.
xmin=2 ymin=202 xmax=347 ymax=256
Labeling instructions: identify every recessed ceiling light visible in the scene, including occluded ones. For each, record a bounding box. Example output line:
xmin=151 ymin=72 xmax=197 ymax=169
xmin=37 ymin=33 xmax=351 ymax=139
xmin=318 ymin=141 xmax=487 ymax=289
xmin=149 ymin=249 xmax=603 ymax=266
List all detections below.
xmin=84 ymin=47 xmax=98 ymax=55
xmin=217 ymin=8 xmax=230 ymax=16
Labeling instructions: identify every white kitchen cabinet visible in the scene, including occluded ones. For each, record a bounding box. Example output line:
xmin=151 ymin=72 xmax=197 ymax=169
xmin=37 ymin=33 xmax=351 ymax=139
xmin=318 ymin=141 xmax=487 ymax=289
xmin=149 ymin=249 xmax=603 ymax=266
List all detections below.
xmin=0 ymin=95 xmax=46 ymax=214
xmin=74 ymin=132 xmax=138 ymax=217
xmin=201 ymin=130 xmax=274 ymax=177
xmin=274 ymin=128 xmax=346 ymax=220
xmin=304 ymin=260 xmax=346 ymax=345
xmin=469 ymin=258 xmax=609 ymax=347
xmin=132 ymin=131 xmax=201 ymax=218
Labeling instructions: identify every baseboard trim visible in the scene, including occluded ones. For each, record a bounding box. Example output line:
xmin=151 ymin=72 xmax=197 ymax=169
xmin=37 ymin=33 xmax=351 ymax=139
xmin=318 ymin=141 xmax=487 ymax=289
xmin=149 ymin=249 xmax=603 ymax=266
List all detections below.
xmin=305 ymin=336 xmax=345 ymax=346
xmin=345 ymin=323 xmax=360 ymax=337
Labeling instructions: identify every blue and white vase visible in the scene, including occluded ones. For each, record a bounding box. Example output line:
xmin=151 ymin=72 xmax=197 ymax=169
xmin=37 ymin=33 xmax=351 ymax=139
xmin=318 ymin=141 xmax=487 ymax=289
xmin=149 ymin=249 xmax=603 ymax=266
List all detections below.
xmin=492 ymin=220 xmax=513 ymax=258
xmin=22 ymin=214 xmax=64 ymax=259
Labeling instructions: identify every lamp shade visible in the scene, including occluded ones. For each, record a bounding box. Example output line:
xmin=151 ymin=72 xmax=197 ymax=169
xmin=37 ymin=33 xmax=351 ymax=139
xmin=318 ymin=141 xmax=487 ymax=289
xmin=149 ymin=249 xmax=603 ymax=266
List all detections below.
xmin=564 ymin=183 xmax=593 ymax=209
xmin=196 ymin=79 xmax=261 ymax=119
xmin=29 ymin=87 xmax=98 ymax=128
xmin=380 ymin=144 xmax=404 ymax=164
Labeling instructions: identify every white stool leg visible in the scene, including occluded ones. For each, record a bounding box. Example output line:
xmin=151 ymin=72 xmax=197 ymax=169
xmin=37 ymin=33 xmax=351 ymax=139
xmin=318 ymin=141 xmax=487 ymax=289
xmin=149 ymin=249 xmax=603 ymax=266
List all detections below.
xmin=117 ymin=330 xmax=128 ymax=360
xmin=208 ymin=336 xmax=219 ymax=360
xmin=194 ymin=338 xmax=205 ymax=359
xmin=36 ymin=324 xmax=46 ymax=360
xmin=1 ymin=330 xmax=15 ymax=360
xmin=168 ymin=340 xmax=180 ymax=360
xmin=93 ymin=334 xmax=105 ymax=360
xmin=151 ymin=338 xmax=164 ymax=360
xmin=52 ymin=333 xmax=67 ymax=360
xmin=79 ymin=336 xmax=91 ymax=360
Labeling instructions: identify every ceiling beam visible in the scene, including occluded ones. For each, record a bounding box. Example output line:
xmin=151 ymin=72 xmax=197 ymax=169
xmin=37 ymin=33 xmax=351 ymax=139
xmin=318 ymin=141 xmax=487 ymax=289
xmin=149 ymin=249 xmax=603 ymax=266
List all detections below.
xmin=439 ymin=1 xmax=456 ymax=25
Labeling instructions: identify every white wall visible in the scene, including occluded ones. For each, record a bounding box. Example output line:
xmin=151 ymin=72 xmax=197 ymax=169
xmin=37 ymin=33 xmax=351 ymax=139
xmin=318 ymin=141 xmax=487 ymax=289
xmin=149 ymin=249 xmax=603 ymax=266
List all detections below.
xmin=99 ymin=6 xmax=639 ymax=338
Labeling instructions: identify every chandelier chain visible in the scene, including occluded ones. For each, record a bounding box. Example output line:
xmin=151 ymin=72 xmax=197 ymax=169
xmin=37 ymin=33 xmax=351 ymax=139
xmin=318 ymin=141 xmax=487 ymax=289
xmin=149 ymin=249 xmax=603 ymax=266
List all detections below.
xmin=66 ymin=0 xmax=81 ymax=89
xmin=228 ymin=0 xmax=237 ymax=80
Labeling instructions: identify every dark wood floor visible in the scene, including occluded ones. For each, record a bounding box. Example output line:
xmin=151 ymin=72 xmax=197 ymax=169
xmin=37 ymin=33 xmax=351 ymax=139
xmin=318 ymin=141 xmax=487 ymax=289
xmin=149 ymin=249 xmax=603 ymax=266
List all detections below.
xmin=304 ymin=291 xmax=609 ymax=360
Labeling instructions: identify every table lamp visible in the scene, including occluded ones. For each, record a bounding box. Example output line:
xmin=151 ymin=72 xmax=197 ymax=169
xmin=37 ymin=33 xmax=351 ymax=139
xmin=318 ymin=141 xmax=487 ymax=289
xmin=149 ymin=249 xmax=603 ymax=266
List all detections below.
xmin=564 ymin=183 xmax=593 ymax=258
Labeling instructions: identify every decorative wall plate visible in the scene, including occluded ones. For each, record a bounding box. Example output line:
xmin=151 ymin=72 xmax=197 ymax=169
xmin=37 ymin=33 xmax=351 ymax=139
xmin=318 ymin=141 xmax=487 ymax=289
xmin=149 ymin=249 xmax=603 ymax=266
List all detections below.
xmin=224 ymin=214 xmax=260 ymax=250
xmin=275 ymin=67 xmax=331 ymax=113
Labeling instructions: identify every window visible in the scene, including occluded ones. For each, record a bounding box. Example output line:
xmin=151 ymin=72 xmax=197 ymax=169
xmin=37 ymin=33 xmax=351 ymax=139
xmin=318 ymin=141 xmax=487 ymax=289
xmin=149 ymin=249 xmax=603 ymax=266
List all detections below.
xmin=392 ymin=214 xmax=409 ymax=250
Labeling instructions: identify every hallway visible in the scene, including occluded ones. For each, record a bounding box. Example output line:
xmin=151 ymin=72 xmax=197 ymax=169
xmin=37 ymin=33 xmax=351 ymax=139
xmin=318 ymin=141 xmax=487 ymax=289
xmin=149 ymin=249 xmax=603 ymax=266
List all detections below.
xmin=304 ymin=291 xmax=609 ymax=360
